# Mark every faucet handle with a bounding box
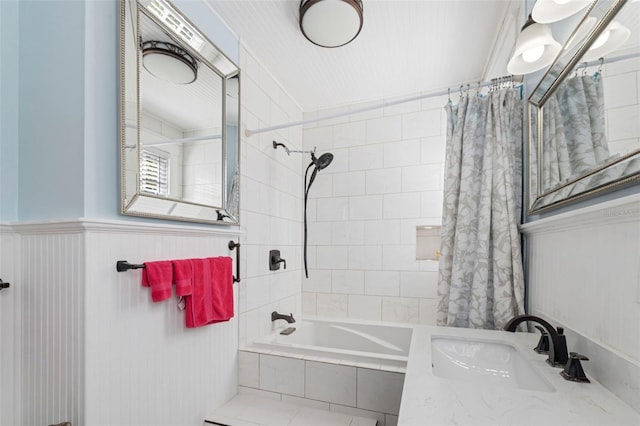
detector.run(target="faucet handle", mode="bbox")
[560,352,590,383]
[533,325,550,354]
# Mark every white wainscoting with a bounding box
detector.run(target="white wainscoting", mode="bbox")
[2,219,241,425]
[521,193,640,411]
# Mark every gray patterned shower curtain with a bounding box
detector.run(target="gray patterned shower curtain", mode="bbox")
[437,88,525,330]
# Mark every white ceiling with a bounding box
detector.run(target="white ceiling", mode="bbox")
[204,0,520,111]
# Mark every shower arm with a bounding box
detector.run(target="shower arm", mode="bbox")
[273,140,316,156]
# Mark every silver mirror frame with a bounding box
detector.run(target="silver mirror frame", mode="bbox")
[527,0,638,214]
[119,0,240,225]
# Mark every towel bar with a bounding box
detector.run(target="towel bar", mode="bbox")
[116,240,241,283]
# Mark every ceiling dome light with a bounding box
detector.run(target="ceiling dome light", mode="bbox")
[142,41,198,84]
[507,16,561,75]
[582,21,630,61]
[532,0,591,24]
[299,0,364,48]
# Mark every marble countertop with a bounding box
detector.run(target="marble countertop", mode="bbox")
[398,325,640,425]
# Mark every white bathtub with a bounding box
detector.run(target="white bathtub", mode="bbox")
[248,318,413,370]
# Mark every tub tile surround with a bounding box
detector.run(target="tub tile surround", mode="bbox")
[238,43,306,347]
[238,349,404,426]
[399,325,640,425]
[301,94,448,325]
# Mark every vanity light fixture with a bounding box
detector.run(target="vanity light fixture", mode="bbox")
[507,15,561,75]
[146,0,205,51]
[532,0,591,24]
[299,0,364,48]
[581,21,630,61]
[142,40,198,84]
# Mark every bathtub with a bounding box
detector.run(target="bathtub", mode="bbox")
[247,317,413,370]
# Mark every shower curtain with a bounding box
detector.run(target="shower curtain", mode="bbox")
[437,88,525,330]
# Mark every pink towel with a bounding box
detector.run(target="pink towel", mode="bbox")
[141,261,173,302]
[172,259,193,296]
[184,256,234,328]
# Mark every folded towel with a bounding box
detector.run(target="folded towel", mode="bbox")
[208,256,234,322]
[184,256,234,328]
[172,259,193,296]
[141,260,173,302]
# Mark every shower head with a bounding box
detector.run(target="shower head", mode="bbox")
[311,152,334,170]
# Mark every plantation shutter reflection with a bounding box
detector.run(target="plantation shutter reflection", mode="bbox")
[141,149,170,196]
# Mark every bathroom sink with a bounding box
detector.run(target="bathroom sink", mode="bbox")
[431,336,554,392]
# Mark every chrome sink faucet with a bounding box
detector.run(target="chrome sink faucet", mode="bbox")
[271,311,295,324]
[503,314,569,367]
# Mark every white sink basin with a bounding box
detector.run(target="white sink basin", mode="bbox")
[431,336,554,392]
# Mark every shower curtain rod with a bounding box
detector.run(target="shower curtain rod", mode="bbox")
[244,74,522,137]
[245,51,640,138]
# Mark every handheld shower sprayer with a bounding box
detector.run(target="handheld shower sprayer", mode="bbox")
[273,140,334,278]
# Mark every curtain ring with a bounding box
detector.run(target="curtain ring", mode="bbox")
[448,87,451,103]
[459,85,464,100]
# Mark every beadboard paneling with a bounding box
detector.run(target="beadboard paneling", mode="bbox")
[522,194,640,411]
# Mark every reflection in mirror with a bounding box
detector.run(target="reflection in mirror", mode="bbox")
[528,0,639,213]
[120,0,240,224]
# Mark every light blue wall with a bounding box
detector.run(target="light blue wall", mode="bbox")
[0,1,19,221]
[0,0,239,222]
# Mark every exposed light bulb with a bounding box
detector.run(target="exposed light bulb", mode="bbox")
[591,30,610,50]
[522,45,545,63]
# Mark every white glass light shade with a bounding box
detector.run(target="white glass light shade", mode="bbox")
[142,43,197,84]
[300,0,363,48]
[507,21,562,74]
[564,16,597,52]
[582,21,630,61]
[532,0,591,24]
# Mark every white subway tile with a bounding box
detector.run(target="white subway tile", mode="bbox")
[333,172,366,197]
[603,72,638,109]
[348,295,382,321]
[303,269,332,293]
[325,147,350,174]
[366,116,402,144]
[302,292,317,315]
[316,197,349,221]
[332,270,365,294]
[382,297,420,323]
[383,193,421,219]
[349,195,384,220]
[259,354,305,397]
[348,245,383,270]
[383,139,421,167]
[281,395,330,411]
[385,414,399,426]
[366,169,402,194]
[309,173,334,198]
[607,104,640,141]
[349,144,384,171]
[316,246,349,270]
[333,121,366,148]
[332,221,366,245]
[316,293,349,317]
[305,125,333,151]
[382,244,419,271]
[309,222,333,245]
[419,298,438,325]
[383,98,421,116]
[400,271,438,298]
[305,361,357,406]
[420,191,444,219]
[401,164,442,192]
[402,109,441,139]
[364,220,402,245]
[356,369,404,414]
[329,404,384,426]
[238,351,260,388]
[364,271,400,296]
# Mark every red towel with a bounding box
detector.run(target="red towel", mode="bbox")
[172,259,193,296]
[184,256,234,328]
[141,261,173,302]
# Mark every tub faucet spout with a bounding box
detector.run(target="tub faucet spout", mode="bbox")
[504,314,568,367]
[271,311,295,324]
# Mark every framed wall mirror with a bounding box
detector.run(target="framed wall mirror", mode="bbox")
[528,0,639,214]
[120,0,240,224]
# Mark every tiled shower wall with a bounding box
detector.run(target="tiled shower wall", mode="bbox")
[238,45,306,345]
[301,95,448,324]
